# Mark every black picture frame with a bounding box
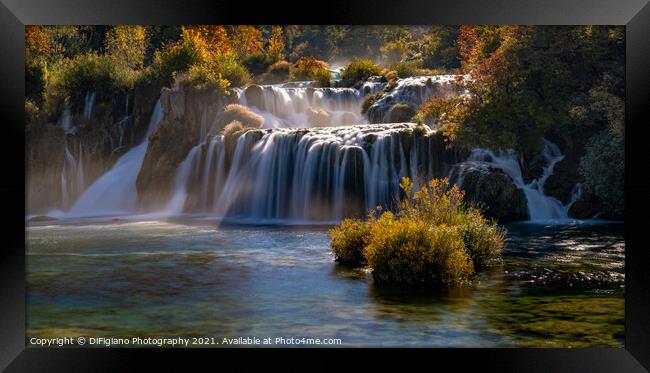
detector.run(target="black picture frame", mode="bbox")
[2,0,649,371]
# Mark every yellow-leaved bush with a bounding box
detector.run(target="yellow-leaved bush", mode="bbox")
[329,177,505,286]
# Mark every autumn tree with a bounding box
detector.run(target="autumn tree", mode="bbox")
[105,25,148,69]
[267,26,285,61]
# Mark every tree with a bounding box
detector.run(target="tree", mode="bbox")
[267,26,285,62]
[105,25,148,69]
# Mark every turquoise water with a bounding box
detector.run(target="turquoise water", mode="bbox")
[26,218,624,347]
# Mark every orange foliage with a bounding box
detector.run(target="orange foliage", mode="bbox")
[25,26,51,58]
[227,26,263,57]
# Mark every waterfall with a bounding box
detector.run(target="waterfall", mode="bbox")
[454,141,578,221]
[67,100,163,216]
[83,91,96,121]
[236,82,385,129]
[366,75,462,123]
[60,141,85,209]
[166,123,447,222]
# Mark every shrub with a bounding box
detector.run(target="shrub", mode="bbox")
[364,214,474,285]
[341,58,382,82]
[221,120,244,136]
[257,60,291,84]
[579,130,624,218]
[186,53,251,92]
[45,53,137,112]
[390,61,421,78]
[328,177,505,286]
[290,57,331,86]
[242,52,276,76]
[217,104,264,129]
[362,91,384,114]
[141,39,202,89]
[26,58,48,105]
[460,211,505,269]
[329,218,371,265]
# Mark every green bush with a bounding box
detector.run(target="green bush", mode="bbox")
[329,218,371,265]
[579,130,624,218]
[329,177,505,286]
[187,55,251,91]
[361,91,384,114]
[45,53,137,112]
[289,57,331,87]
[365,213,474,285]
[145,40,203,87]
[390,61,421,78]
[341,58,382,82]
[242,52,276,76]
[26,58,48,105]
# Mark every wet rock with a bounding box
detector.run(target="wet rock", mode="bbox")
[453,162,529,222]
[388,104,416,123]
[28,215,58,222]
[137,83,232,210]
[244,85,264,111]
[161,86,185,120]
[306,108,331,127]
[569,188,603,219]
[340,112,357,126]
[544,157,581,204]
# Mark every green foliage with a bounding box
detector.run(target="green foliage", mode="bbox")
[419,26,460,70]
[389,61,421,78]
[361,91,384,114]
[45,53,138,112]
[341,58,382,82]
[365,213,475,285]
[188,54,250,91]
[146,38,202,86]
[329,178,505,286]
[579,130,624,218]
[242,52,276,76]
[448,26,624,159]
[26,58,48,105]
[105,26,148,69]
[329,218,370,265]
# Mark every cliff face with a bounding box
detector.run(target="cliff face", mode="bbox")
[136,84,234,211]
[26,87,160,213]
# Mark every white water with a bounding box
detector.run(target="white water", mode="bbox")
[366,75,462,123]
[453,141,579,221]
[235,83,383,129]
[83,91,96,121]
[165,123,443,221]
[67,100,163,217]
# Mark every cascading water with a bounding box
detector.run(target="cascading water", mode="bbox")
[166,123,453,222]
[60,141,85,209]
[67,100,163,216]
[236,83,384,129]
[366,75,462,123]
[452,141,579,221]
[83,91,96,121]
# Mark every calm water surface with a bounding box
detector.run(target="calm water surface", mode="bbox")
[26,218,624,347]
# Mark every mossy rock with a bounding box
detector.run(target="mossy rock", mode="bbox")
[456,163,529,222]
[388,104,416,123]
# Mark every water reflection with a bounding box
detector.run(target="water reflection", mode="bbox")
[26,218,624,347]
